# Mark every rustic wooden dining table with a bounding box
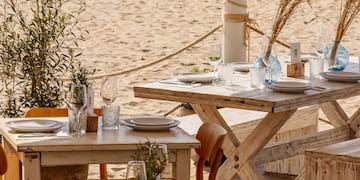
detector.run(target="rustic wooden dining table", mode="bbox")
[134,66,360,179]
[0,117,199,180]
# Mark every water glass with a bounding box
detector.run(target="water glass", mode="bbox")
[249,67,265,88]
[67,84,87,137]
[309,57,324,79]
[102,105,120,130]
[216,63,233,86]
[125,161,147,180]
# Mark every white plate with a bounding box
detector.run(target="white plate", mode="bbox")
[6,119,64,133]
[323,72,360,78]
[268,84,310,93]
[320,72,360,83]
[121,119,180,131]
[174,72,215,83]
[232,63,252,72]
[272,81,310,88]
[129,117,176,126]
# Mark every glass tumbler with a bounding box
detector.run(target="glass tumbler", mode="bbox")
[249,67,266,88]
[102,104,120,130]
[125,161,147,180]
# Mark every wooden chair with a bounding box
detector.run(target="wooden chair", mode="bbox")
[25,107,107,180]
[0,145,7,176]
[195,122,227,180]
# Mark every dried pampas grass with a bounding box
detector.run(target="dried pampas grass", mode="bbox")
[263,0,311,65]
[329,0,360,65]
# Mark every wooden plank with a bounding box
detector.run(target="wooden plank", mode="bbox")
[41,150,178,166]
[305,138,360,180]
[191,104,263,180]
[23,153,40,180]
[134,80,360,113]
[3,139,20,180]
[254,126,351,164]
[216,110,296,179]
[349,108,360,136]
[320,101,348,127]
[175,149,191,180]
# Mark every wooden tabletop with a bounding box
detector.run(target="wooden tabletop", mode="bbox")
[0,118,199,152]
[134,76,360,112]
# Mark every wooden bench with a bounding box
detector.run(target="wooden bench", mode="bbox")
[305,138,360,180]
[177,106,319,175]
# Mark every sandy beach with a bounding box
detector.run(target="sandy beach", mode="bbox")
[69,0,360,116]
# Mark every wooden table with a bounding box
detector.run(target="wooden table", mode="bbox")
[0,118,199,180]
[134,72,360,179]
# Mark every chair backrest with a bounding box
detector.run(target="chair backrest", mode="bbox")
[24,107,102,117]
[0,145,7,175]
[195,123,227,180]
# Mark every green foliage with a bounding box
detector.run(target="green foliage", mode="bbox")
[191,65,213,73]
[133,141,168,180]
[0,0,86,117]
[70,61,97,88]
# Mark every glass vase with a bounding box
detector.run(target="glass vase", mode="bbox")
[253,52,281,84]
[323,41,349,71]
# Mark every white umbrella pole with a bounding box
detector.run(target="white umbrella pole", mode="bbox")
[223,0,248,63]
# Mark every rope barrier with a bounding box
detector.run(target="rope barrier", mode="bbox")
[61,24,222,81]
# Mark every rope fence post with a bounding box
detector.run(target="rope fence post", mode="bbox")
[223,0,248,63]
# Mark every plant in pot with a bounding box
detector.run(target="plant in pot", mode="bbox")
[0,0,86,117]
[324,0,359,71]
[253,0,311,83]
[132,141,169,180]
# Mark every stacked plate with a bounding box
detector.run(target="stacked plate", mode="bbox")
[269,81,311,93]
[173,72,215,83]
[320,72,360,83]
[6,119,64,133]
[121,116,180,131]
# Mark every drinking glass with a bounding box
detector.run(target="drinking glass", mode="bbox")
[67,84,87,137]
[100,76,118,105]
[249,67,266,88]
[317,23,331,55]
[208,43,222,85]
[216,63,233,86]
[125,161,147,180]
[151,144,168,178]
[309,57,324,80]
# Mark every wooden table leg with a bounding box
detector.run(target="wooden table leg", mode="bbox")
[348,107,360,137]
[320,101,349,127]
[175,149,191,180]
[216,109,296,179]
[23,152,40,180]
[3,139,20,180]
[191,104,264,179]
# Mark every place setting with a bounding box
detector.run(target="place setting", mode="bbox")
[6,119,67,139]
[120,116,180,131]
[320,71,360,83]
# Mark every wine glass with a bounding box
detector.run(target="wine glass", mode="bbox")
[67,84,87,137]
[208,43,222,85]
[125,161,147,180]
[317,23,331,56]
[100,76,118,105]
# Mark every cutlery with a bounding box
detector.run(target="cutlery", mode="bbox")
[158,81,202,87]
[310,86,328,91]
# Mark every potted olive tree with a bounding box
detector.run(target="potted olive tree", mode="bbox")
[0,0,86,117]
